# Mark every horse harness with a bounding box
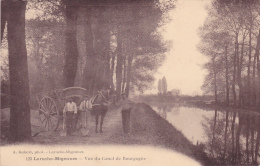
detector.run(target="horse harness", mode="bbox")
[90,90,109,107]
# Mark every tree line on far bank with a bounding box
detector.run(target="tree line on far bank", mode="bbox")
[158,76,167,95]
[199,0,260,107]
[1,0,175,142]
[157,76,181,97]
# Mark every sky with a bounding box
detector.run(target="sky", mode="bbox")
[147,0,212,95]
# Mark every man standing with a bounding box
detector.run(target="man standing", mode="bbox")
[118,93,134,134]
[79,95,92,131]
[63,97,77,135]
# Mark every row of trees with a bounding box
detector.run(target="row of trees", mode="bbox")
[157,77,181,96]
[199,0,260,107]
[1,0,175,141]
[23,0,175,101]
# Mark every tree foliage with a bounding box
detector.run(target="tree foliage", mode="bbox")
[199,0,260,106]
[24,0,175,97]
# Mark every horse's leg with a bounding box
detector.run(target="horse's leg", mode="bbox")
[95,115,99,133]
[100,108,107,133]
[100,113,105,133]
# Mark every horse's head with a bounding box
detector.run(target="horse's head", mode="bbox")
[91,89,111,106]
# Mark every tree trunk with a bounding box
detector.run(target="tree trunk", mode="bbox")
[93,6,105,91]
[82,6,96,95]
[253,51,257,106]
[256,30,260,106]
[116,31,123,98]
[248,25,252,106]
[251,114,255,162]
[100,8,111,90]
[213,57,218,103]
[125,54,133,97]
[125,2,140,97]
[235,113,242,163]
[63,5,79,88]
[231,112,236,164]
[1,1,8,42]
[225,45,230,105]
[238,40,245,106]
[110,52,116,92]
[223,111,229,161]
[102,29,111,89]
[246,115,250,163]
[75,7,86,87]
[232,33,238,106]
[122,52,127,93]
[254,116,260,164]
[7,1,32,142]
[211,109,217,157]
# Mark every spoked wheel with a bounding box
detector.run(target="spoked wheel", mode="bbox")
[39,97,60,131]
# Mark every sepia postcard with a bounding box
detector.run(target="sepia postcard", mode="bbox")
[1,0,260,166]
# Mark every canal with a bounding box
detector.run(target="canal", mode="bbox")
[150,103,260,165]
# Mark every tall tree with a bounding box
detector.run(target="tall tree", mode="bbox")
[158,79,162,94]
[62,0,79,88]
[5,0,32,142]
[116,30,123,97]
[162,76,167,94]
[80,6,97,95]
[256,30,260,106]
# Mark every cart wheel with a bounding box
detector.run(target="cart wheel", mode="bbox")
[39,97,59,131]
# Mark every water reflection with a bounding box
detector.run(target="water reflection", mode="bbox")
[202,110,260,165]
[157,105,172,119]
[151,104,260,165]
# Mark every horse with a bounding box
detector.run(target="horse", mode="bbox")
[90,89,111,133]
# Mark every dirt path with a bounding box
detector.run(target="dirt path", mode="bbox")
[1,103,211,165]
[31,104,165,146]
[31,106,130,145]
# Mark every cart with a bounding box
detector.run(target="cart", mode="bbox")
[36,87,87,131]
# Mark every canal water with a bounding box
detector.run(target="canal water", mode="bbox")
[150,103,260,165]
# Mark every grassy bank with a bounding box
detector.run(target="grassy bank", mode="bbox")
[133,103,212,166]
